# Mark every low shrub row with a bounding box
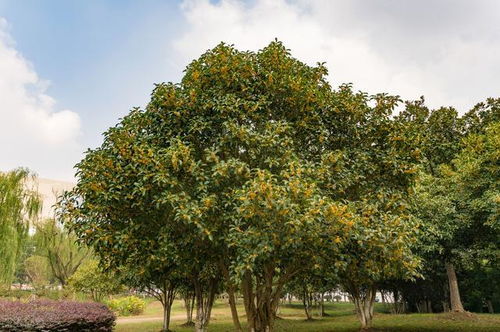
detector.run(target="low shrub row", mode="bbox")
[0,299,115,331]
[106,296,146,316]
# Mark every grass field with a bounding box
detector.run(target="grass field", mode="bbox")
[115,300,500,331]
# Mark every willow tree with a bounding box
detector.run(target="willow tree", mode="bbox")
[0,169,41,288]
[34,218,91,287]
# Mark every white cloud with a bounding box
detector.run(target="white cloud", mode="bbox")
[173,0,500,112]
[0,18,81,180]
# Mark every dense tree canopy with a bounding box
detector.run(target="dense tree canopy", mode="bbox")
[58,41,498,331]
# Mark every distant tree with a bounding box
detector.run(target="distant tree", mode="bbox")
[13,234,38,287]
[119,255,184,332]
[23,255,51,290]
[68,260,122,302]
[0,169,41,288]
[34,218,90,287]
[286,268,334,320]
[460,260,500,313]
[397,102,466,312]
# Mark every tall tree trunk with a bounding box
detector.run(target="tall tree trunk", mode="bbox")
[486,300,494,314]
[220,261,242,331]
[318,292,325,317]
[194,278,217,332]
[242,271,256,332]
[350,285,376,330]
[159,283,176,332]
[183,293,195,325]
[302,286,313,320]
[227,285,242,331]
[445,262,464,312]
[162,304,171,332]
[241,268,290,332]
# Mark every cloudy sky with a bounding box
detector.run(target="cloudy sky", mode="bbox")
[1,0,499,181]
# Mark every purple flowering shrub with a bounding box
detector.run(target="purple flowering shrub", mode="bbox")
[0,299,115,331]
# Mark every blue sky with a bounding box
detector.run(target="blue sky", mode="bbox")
[0,0,185,145]
[1,0,499,180]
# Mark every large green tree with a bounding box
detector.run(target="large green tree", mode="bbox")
[0,169,41,288]
[401,99,499,313]
[449,122,499,311]
[60,41,422,331]
[398,101,466,312]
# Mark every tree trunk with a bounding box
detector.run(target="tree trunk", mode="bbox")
[227,285,242,331]
[159,283,176,332]
[486,300,494,314]
[445,262,464,312]
[241,268,288,332]
[302,286,313,320]
[350,285,376,330]
[318,292,325,317]
[242,271,256,331]
[442,301,450,312]
[220,260,242,331]
[162,304,171,332]
[194,278,217,332]
[183,293,195,325]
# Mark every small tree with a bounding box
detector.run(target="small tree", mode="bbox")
[121,262,182,332]
[24,255,51,290]
[35,218,90,287]
[338,204,420,328]
[68,260,122,302]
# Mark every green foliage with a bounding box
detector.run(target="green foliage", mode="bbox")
[34,218,91,287]
[58,41,433,330]
[68,260,122,302]
[401,99,499,313]
[453,122,499,232]
[23,255,51,290]
[0,168,41,288]
[107,296,146,316]
[413,121,499,265]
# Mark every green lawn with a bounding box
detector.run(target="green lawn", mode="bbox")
[115,300,500,331]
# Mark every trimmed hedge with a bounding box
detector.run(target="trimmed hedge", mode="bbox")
[0,299,115,331]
